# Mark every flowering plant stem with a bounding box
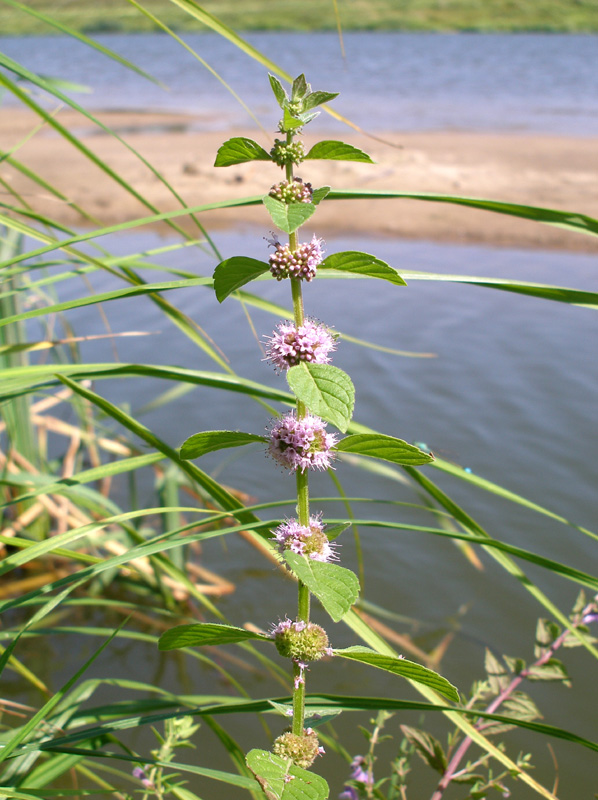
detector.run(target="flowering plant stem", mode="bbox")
[430,597,597,800]
[289,134,310,736]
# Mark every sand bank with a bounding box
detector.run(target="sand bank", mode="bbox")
[2,109,597,251]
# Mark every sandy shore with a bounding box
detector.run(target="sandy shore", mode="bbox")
[2,109,597,251]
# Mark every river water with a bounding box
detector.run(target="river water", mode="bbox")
[1,30,597,799]
[2,31,598,134]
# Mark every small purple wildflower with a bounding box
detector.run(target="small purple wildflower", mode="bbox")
[350,756,371,785]
[268,412,337,472]
[338,788,359,800]
[268,235,324,282]
[273,515,337,562]
[132,767,154,789]
[264,319,336,373]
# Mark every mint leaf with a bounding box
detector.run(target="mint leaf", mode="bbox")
[334,646,459,701]
[291,74,309,100]
[287,363,355,432]
[213,256,270,302]
[262,195,316,234]
[305,140,374,163]
[320,251,406,286]
[282,108,305,132]
[214,137,270,167]
[325,522,352,541]
[269,74,288,108]
[312,186,331,206]
[335,434,434,466]
[159,623,269,651]
[246,749,329,800]
[284,551,360,622]
[180,430,267,460]
[303,90,339,110]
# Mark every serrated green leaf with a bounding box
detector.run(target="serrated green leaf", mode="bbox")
[282,108,305,131]
[312,186,331,206]
[334,646,459,702]
[335,434,434,466]
[246,749,328,800]
[400,726,448,773]
[303,91,339,111]
[180,431,267,460]
[526,658,570,684]
[287,363,355,432]
[213,256,270,302]
[484,649,510,694]
[305,140,374,163]
[320,251,406,286]
[284,551,360,622]
[451,773,486,785]
[325,522,352,541]
[291,74,309,100]
[159,623,269,651]
[262,195,316,234]
[504,692,541,722]
[535,618,561,658]
[269,74,288,108]
[214,137,271,167]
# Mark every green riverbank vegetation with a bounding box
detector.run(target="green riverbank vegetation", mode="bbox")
[2,0,598,36]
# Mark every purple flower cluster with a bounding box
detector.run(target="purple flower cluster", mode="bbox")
[338,756,373,799]
[268,235,324,282]
[269,178,313,204]
[268,412,337,472]
[264,319,336,373]
[273,515,336,562]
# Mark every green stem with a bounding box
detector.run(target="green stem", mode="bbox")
[292,660,306,735]
[286,124,312,742]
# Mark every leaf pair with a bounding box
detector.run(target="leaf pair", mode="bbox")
[214,136,373,168]
[158,623,458,701]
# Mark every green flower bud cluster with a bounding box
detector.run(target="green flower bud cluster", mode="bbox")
[273,728,322,769]
[270,139,305,168]
[269,178,313,204]
[272,619,330,662]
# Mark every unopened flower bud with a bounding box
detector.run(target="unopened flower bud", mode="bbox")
[271,619,330,662]
[269,178,313,204]
[270,138,305,167]
[273,728,322,769]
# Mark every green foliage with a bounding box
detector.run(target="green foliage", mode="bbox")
[287,363,355,432]
[246,749,329,800]
[333,646,459,701]
[159,623,270,650]
[283,552,360,622]
[213,255,270,302]
[214,136,271,167]
[336,434,434,466]
[305,140,374,163]
[263,195,317,233]
[179,430,268,460]
[319,250,407,286]
[1,5,598,800]
[5,0,598,35]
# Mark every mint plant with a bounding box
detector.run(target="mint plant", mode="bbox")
[158,74,458,799]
